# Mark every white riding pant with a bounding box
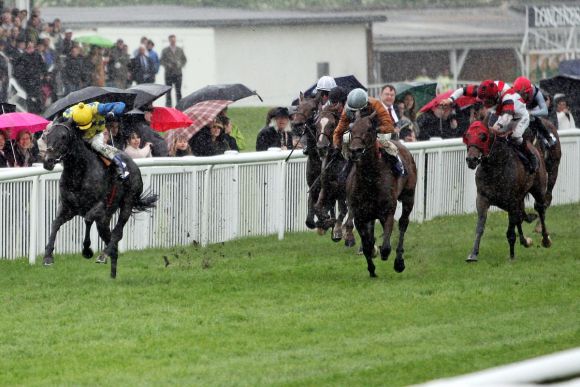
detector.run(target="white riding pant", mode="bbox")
[87,132,119,160]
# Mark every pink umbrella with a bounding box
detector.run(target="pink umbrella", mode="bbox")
[0,112,50,139]
[419,90,477,113]
[165,99,232,146]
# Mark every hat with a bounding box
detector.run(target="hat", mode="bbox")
[65,28,72,34]
[272,107,290,118]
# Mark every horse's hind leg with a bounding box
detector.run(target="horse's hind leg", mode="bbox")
[529,181,552,248]
[95,217,112,264]
[43,205,75,266]
[394,195,414,273]
[82,221,94,259]
[517,202,533,248]
[103,202,133,279]
[506,212,518,260]
[331,199,348,242]
[467,195,489,262]
[343,210,356,248]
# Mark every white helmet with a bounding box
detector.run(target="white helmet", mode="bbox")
[346,88,368,111]
[316,76,337,92]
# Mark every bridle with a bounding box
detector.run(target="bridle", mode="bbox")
[45,123,73,162]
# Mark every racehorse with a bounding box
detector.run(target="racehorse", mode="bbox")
[292,93,324,229]
[42,121,158,278]
[463,119,551,262]
[313,107,356,247]
[347,112,417,277]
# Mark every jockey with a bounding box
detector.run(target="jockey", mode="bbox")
[63,101,129,179]
[327,86,348,115]
[512,76,556,148]
[332,88,405,178]
[314,75,337,107]
[442,79,537,172]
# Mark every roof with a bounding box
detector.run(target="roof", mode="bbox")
[41,6,386,28]
[373,6,525,51]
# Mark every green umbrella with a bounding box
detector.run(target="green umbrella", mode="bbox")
[393,81,438,112]
[74,35,114,48]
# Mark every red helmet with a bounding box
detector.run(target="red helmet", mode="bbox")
[477,80,499,106]
[513,76,533,100]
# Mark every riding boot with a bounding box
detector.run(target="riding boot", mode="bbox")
[338,159,353,185]
[521,142,538,173]
[536,120,556,148]
[112,154,130,180]
[380,149,406,177]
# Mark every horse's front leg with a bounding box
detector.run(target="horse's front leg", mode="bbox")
[82,202,106,259]
[467,195,490,262]
[331,199,348,242]
[394,194,414,273]
[43,204,76,266]
[343,209,356,248]
[305,188,318,229]
[354,217,376,277]
[379,210,395,262]
[313,187,333,233]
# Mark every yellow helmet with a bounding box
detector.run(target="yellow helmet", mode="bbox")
[71,103,94,129]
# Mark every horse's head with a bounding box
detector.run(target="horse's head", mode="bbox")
[349,111,377,162]
[43,122,73,170]
[291,92,320,139]
[463,120,491,169]
[315,108,339,157]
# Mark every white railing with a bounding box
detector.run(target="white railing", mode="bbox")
[1,129,580,263]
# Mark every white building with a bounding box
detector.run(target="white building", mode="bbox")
[42,6,384,106]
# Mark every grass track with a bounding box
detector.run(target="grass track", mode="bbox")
[1,204,579,386]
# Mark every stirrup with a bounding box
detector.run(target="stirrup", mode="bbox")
[113,155,129,180]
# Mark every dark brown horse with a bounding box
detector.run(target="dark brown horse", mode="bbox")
[313,106,356,247]
[292,93,324,229]
[463,120,551,262]
[347,113,417,277]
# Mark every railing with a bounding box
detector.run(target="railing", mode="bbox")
[1,129,580,263]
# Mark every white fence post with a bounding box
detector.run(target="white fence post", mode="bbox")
[28,175,39,265]
[201,165,213,247]
[278,160,287,240]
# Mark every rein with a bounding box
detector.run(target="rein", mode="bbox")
[45,123,74,162]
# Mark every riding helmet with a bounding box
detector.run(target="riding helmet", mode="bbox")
[346,88,368,111]
[71,102,94,129]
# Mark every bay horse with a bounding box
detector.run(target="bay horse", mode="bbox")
[313,106,356,247]
[463,120,551,262]
[347,112,417,278]
[292,92,324,229]
[42,121,158,278]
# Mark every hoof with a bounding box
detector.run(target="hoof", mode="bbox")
[465,254,478,262]
[380,245,391,261]
[305,219,316,229]
[369,272,377,278]
[520,237,533,248]
[316,228,326,236]
[82,247,94,259]
[43,256,54,266]
[96,253,109,264]
[331,235,342,243]
[344,238,356,248]
[394,258,405,273]
[542,236,552,248]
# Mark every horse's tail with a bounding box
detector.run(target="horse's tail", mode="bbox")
[133,189,159,214]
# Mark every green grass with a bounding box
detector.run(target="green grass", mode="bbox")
[228,106,270,152]
[1,204,579,386]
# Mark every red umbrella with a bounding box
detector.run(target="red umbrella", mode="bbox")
[419,90,477,113]
[150,106,193,132]
[0,112,50,139]
[165,99,232,145]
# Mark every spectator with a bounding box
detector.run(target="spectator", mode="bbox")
[107,39,130,88]
[1,10,13,31]
[0,40,9,102]
[132,36,148,57]
[399,126,416,143]
[380,84,398,123]
[168,133,192,157]
[122,108,168,156]
[56,28,73,56]
[13,41,45,113]
[555,96,576,130]
[50,18,62,49]
[24,13,41,44]
[256,107,292,151]
[12,130,39,167]
[146,39,160,75]
[414,68,431,82]
[190,120,230,156]
[124,131,152,159]
[130,44,155,84]
[543,91,559,128]
[0,129,14,167]
[88,45,105,87]
[417,104,460,140]
[219,115,239,151]
[436,68,453,94]
[161,34,187,107]
[62,45,84,94]
[106,118,124,149]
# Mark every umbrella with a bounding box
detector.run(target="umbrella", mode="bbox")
[419,90,477,113]
[150,107,193,132]
[74,35,114,48]
[0,112,49,139]
[392,81,438,111]
[176,84,261,111]
[0,102,16,115]
[540,75,580,119]
[292,75,367,105]
[43,86,138,119]
[128,84,172,109]
[166,100,232,145]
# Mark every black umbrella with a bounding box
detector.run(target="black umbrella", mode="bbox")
[128,83,172,109]
[176,83,262,111]
[43,86,138,119]
[539,75,580,119]
[291,75,367,105]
